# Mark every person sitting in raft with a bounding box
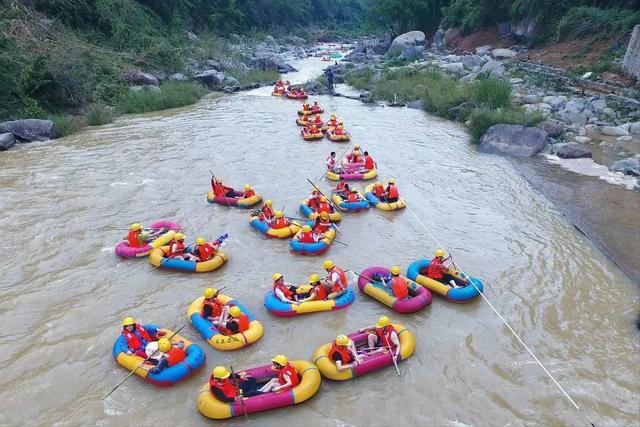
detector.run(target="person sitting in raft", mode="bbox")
[127,223,149,248]
[313,114,323,127]
[335,177,350,197]
[121,317,159,358]
[326,151,337,172]
[347,188,362,203]
[372,181,385,198]
[289,87,299,96]
[298,274,328,302]
[258,355,300,393]
[312,100,321,110]
[260,199,275,223]
[212,177,235,198]
[272,273,300,304]
[307,190,321,210]
[360,315,400,357]
[167,233,199,261]
[427,249,468,288]
[350,145,361,162]
[272,211,290,229]
[194,237,218,262]
[144,338,186,374]
[299,88,306,97]
[382,178,399,203]
[285,80,291,91]
[313,211,331,234]
[316,196,332,215]
[327,114,340,129]
[218,306,250,335]
[302,103,311,112]
[323,259,348,300]
[297,225,320,243]
[334,125,347,136]
[363,151,375,170]
[387,265,409,299]
[330,334,364,371]
[243,184,255,198]
[202,287,230,325]
[209,366,262,402]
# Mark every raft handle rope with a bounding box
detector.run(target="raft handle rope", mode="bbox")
[404,202,596,427]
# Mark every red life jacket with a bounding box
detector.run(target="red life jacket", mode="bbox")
[326,156,336,170]
[299,231,317,243]
[169,241,184,258]
[314,117,322,125]
[376,325,397,350]
[196,243,215,261]
[391,276,409,299]
[329,343,353,364]
[261,205,274,218]
[127,230,142,247]
[202,298,223,318]
[313,283,327,300]
[347,192,359,203]
[373,185,385,198]
[277,363,300,390]
[314,218,330,233]
[166,346,186,366]
[244,190,255,198]
[123,324,152,351]
[304,104,311,111]
[209,376,237,399]
[427,258,446,279]
[273,282,294,299]
[387,185,399,199]
[317,202,331,214]
[328,266,348,292]
[336,181,347,191]
[213,182,226,197]
[364,156,374,170]
[273,217,288,229]
[220,313,250,335]
[329,119,338,127]
[335,128,344,135]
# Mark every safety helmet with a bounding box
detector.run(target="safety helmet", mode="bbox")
[130,223,142,231]
[375,181,382,186]
[244,184,251,191]
[337,125,343,130]
[331,114,336,119]
[311,125,317,130]
[376,315,391,328]
[204,287,217,299]
[320,196,327,202]
[229,306,242,318]
[434,249,445,258]
[265,199,273,207]
[302,225,312,232]
[315,114,320,119]
[275,210,283,218]
[158,338,172,353]
[215,177,222,183]
[309,273,320,284]
[196,237,206,245]
[320,211,329,219]
[323,259,334,270]
[351,188,357,193]
[390,265,401,276]
[336,334,350,346]
[272,272,284,281]
[272,355,288,367]
[213,366,230,379]
[174,232,185,241]
[388,178,395,184]
[122,317,135,326]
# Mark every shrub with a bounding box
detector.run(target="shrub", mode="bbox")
[85,103,114,126]
[557,7,640,41]
[467,107,545,142]
[227,68,280,85]
[51,114,84,137]
[117,81,208,114]
[470,78,512,109]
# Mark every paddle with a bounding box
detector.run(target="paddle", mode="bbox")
[209,170,234,208]
[386,337,401,377]
[103,323,188,399]
[230,365,248,419]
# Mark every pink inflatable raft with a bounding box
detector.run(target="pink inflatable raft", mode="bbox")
[114,220,181,258]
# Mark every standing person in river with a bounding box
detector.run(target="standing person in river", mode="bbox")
[325,67,334,93]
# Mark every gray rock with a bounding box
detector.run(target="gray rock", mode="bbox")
[556,144,592,159]
[443,27,460,46]
[523,103,551,114]
[509,78,524,84]
[372,37,392,54]
[629,122,640,135]
[0,119,55,142]
[277,63,297,73]
[573,136,591,143]
[492,48,517,59]
[125,69,159,86]
[542,95,567,110]
[537,120,565,137]
[565,98,585,112]
[600,126,629,136]
[343,52,368,63]
[205,59,222,70]
[522,94,541,104]
[222,76,240,87]
[512,15,539,46]
[407,100,424,110]
[601,107,616,118]
[479,124,549,157]
[0,132,16,150]
[129,85,144,92]
[251,57,280,70]
[497,22,512,38]
[433,29,445,48]
[459,73,477,83]
[388,31,426,55]
[588,97,607,114]
[194,69,225,88]
[480,60,505,77]
[475,45,493,56]
[609,157,640,176]
[169,73,188,81]
[460,55,486,70]
[557,109,587,126]
[398,46,425,61]
[152,70,167,81]
[439,62,465,73]
[616,135,633,141]
[581,71,592,79]
[448,102,476,121]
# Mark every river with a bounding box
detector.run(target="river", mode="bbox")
[0,56,638,426]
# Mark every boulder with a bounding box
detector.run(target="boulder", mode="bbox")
[194,69,225,88]
[251,57,280,71]
[492,48,517,59]
[0,119,55,142]
[388,31,426,55]
[557,109,587,126]
[125,69,159,86]
[460,55,485,70]
[588,97,607,114]
[277,63,297,73]
[479,124,548,157]
[398,46,425,61]
[222,76,240,87]
[152,70,167,81]
[205,59,222,70]
[0,132,16,150]
[629,122,640,135]
[609,157,640,176]
[169,73,188,81]
[459,73,477,83]
[512,15,539,46]
[344,52,368,63]
[372,37,392,54]
[600,126,629,136]
[480,60,505,77]
[448,102,476,121]
[523,103,551,114]
[443,27,461,47]
[565,98,585,112]
[439,62,464,73]
[475,45,493,56]
[433,29,445,48]
[556,144,592,159]
[601,107,616,118]
[522,94,541,104]
[573,136,591,143]
[542,95,567,110]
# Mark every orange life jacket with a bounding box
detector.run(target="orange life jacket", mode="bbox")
[221,314,250,335]
[202,298,224,318]
[376,325,397,351]
[166,346,186,366]
[273,282,294,299]
[391,276,409,299]
[313,283,328,300]
[303,104,311,111]
[299,231,317,243]
[347,192,359,203]
[336,181,348,191]
[387,184,399,199]
[329,343,353,364]
[209,376,237,398]
[244,190,255,198]
[127,230,142,247]
[261,205,274,218]
[373,185,385,198]
[314,218,330,233]
[168,241,185,258]
[273,217,288,229]
[364,156,374,170]
[196,243,215,261]
[277,363,300,390]
[328,266,348,292]
[427,258,446,279]
[213,182,227,197]
[317,202,331,214]
[122,324,152,351]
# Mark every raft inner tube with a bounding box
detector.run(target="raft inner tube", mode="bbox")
[406,258,484,302]
[289,221,337,255]
[249,214,302,239]
[331,192,370,212]
[264,287,355,317]
[363,183,406,210]
[149,245,228,273]
[207,190,262,208]
[357,266,431,313]
[326,168,377,182]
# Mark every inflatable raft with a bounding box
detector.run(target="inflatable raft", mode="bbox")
[331,192,370,212]
[312,324,415,380]
[406,258,484,302]
[296,117,311,126]
[287,93,308,100]
[326,167,377,181]
[249,214,302,239]
[363,183,406,210]
[197,360,321,419]
[187,295,264,351]
[301,130,323,141]
[149,246,228,273]
[112,324,205,387]
[207,190,262,208]
[264,288,355,317]
[357,266,431,313]
[271,91,286,97]
[290,223,336,255]
[325,129,350,142]
[115,220,181,258]
[298,107,324,116]
[299,199,342,222]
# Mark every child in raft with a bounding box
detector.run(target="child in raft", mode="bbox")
[359,315,401,358]
[272,273,302,305]
[143,338,186,374]
[202,287,230,326]
[258,355,300,393]
[329,334,364,371]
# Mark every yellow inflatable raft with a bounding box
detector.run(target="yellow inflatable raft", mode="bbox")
[364,183,406,211]
[326,168,377,181]
[149,246,228,273]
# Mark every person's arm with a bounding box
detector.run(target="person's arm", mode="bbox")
[274,373,293,391]
[299,289,318,303]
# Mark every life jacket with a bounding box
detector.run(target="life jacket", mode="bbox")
[273,282,294,299]
[123,324,152,351]
[168,240,185,258]
[314,117,323,125]
[334,128,344,135]
[351,152,361,162]
[273,217,288,229]
[391,276,409,299]
[213,182,227,197]
[244,189,255,198]
[166,346,186,366]
[347,192,359,203]
[427,258,445,279]
[387,184,399,199]
[298,231,317,243]
[202,298,224,318]
[261,205,274,218]
[127,230,142,247]
[196,243,215,261]
[313,283,328,300]
[329,343,353,364]
[364,156,374,170]
[209,376,237,399]
[376,325,397,351]
[326,156,336,170]
[220,313,250,335]
[328,119,338,127]
[328,266,348,292]
[303,104,311,111]
[317,202,331,214]
[336,181,348,192]
[373,185,385,198]
[314,218,330,234]
[308,197,319,210]
[277,363,300,390]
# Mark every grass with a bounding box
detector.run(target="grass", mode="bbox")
[85,103,114,126]
[51,114,84,137]
[117,81,208,114]
[227,68,280,85]
[470,78,511,109]
[467,108,545,142]
[557,7,640,41]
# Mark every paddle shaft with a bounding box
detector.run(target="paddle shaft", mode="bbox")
[230,365,248,419]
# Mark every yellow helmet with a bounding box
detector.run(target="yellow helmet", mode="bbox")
[122,317,135,326]
[130,223,142,231]
[229,306,242,317]
[336,334,350,346]
[275,210,283,218]
[244,184,251,191]
[320,196,327,202]
[302,225,312,232]
[354,144,360,149]
[375,181,382,186]
[388,178,395,184]
[265,199,273,207]
[376,315,391,328]
[213,366,230,379]
[315,114,321,119]
[331,114,336,119]
[272,355,288,366]
[215,177,222,183]
[158,338,172,353]
[272,272,283,281]
[174,232,185,241]
[434,249,446,258]
[309,273,320,284]
[204,287,217,299]
[351,188,357,193]
[196,237,206,245]
[323,259,334,270]
[320,211,329,219]
[337,125,344,130]
[390,265,401,276]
